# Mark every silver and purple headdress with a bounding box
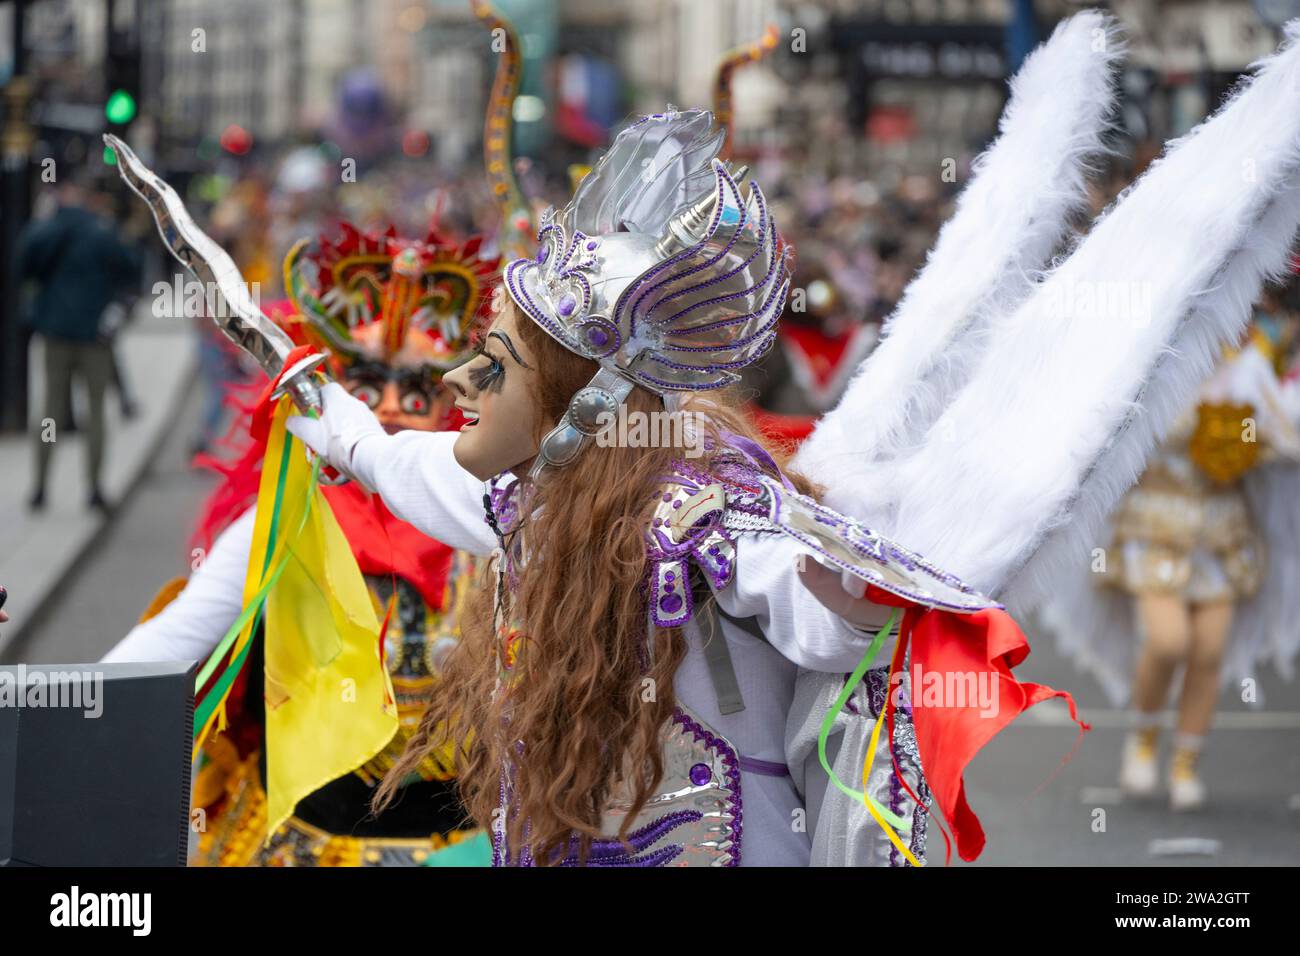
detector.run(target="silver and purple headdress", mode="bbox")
[503,109,791,474]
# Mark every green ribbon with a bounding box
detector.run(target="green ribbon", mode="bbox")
[192,428,321,736]
[815,608,910,832]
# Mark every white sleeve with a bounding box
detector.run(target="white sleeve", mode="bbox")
[714,532,900,674]
[350,429,496,556]
[102,509,256,664]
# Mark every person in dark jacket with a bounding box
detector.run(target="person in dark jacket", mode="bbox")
[16,177,142,510]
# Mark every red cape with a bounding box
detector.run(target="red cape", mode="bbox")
[321,482,453,611]
[867,586,1089,863]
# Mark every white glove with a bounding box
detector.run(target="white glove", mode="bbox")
[286,382,386,485]
[797,555,896,632]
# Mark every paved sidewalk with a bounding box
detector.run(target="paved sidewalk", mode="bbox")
[0,312,197,654]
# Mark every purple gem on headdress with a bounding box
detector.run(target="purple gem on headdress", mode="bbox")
[587,326,609,347]
[660,593,683,615]
[536,245,549,264]
[586,240,597,251]
[689,763,712,787]
[557,292,577,317]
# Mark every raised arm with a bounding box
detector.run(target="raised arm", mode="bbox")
[287,382,495,555]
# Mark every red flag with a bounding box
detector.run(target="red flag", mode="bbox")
[866,586,1090,863]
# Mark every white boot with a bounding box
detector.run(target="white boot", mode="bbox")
[1168,740,1206,811]
[1119,727,1160,796]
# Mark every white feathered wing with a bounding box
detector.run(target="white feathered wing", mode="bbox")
[790,17,1300,867]
[876,23,1300,614]
[782,10,1123,866]
[795,10,1123,529]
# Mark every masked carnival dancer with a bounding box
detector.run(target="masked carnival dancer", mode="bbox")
[129,9,1300,866]
[285,106,1057,867]
[302,6,1217,864]
[292,9,1300,866]
[104,222,500,866]
[1045,325,1300,810]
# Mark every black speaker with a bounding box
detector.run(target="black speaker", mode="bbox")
[0,661,194,866]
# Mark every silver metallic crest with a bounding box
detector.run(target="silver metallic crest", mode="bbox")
[505,109,791,397]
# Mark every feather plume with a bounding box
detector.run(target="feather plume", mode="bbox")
[882,23,1300,609]
[796,10,1124,527]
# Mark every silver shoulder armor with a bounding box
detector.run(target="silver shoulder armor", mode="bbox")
[754,476,1000,614]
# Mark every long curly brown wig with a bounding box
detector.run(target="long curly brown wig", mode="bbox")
[373,300,814,864]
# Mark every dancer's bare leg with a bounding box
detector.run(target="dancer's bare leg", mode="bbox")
[1121,593,1192,794]
[1132,593,1191,713]
[1177,599,1232,736]
[1167,599,1233,810]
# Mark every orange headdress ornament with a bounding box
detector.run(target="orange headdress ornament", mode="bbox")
[711,24,779,160]
[472,0,534,260]
[282,222,500,376]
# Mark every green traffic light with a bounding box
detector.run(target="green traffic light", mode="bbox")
[105,89,136,125]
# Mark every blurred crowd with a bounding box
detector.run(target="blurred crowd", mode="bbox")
[18,92,1300,494]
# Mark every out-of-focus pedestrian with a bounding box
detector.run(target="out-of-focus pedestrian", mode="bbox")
[88,188,142,420]
[16,174,143,511]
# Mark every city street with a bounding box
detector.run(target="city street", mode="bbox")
[962,624,1300,866]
